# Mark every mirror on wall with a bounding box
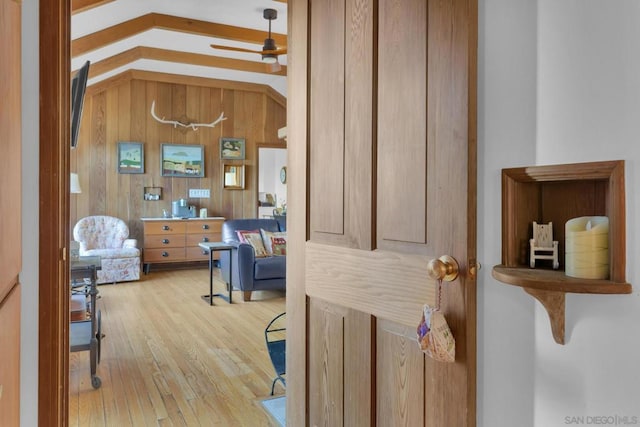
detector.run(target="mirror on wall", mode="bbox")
[257,145,287,218]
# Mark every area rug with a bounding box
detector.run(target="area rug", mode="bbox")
[260,395,286,427]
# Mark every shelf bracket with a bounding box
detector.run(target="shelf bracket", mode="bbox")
[523,287,565,345]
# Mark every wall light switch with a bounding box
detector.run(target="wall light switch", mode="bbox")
[189,189,210,198]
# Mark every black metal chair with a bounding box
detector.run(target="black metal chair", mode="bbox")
[265,312,286,395]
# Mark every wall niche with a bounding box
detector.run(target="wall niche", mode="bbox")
[492,160,632,344]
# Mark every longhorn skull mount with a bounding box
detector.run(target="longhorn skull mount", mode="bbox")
[150,100,227,131]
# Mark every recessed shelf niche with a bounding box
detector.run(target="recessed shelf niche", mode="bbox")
[144,186,162,201]
[491,160,632,345]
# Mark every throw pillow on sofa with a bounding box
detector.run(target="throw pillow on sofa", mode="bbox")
[271,237,287,256]
[236,229,259,243]
[241,231,269,258]
[260,229,287,255]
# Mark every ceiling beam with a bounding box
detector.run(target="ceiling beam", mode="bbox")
[77,46,287,79]
[85,69,287,108]
[71,12,287,57]
[71,0,114,15]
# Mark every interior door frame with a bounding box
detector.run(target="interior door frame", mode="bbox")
[39,0,71,425]
[40,1,298,425]
[255,142,288,217]
[285,0,308,425]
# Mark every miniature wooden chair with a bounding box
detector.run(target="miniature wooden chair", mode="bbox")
[530,221,559,269]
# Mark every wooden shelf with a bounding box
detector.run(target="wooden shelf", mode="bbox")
[492,266,632,294]
[493,265,631,345]
[495,160,632,345]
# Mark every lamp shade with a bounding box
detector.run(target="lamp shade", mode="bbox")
[70,173,82,194]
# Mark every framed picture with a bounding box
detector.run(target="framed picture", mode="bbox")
[220,137,246,160]
[161,143,205,177]
[117,142,144,174]
[223,164,245,189]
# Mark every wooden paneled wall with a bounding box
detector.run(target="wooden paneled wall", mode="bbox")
[70,71,286,242]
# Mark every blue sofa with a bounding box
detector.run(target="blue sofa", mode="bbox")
[220,218,286,301]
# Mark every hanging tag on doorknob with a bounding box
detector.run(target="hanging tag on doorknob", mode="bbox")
[417,279,456,362]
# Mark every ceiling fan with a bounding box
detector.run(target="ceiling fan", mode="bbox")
[211,8,287,72]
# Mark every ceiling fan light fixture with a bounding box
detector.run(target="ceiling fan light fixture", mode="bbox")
[262,37,278,63]
[263,38,277,51]
[262,53,278,64]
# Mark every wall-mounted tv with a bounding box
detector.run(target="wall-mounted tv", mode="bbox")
[71,60,90,148]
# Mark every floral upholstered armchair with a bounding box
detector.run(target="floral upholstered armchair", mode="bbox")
[73,215,141,284]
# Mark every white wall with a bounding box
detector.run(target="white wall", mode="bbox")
[479,1,640,426]
[21,1,39,426]
[535,2,640,426]
[478,1,538,425]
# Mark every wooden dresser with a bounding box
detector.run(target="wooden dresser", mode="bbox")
[141,217,225,273]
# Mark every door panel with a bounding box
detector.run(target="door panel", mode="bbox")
[0,286,21,427]
[290,0,477,425]
[308,299,375,427]
[308,299,346,427]
[378,0,429,248]
[0,0,22,299]
[344,309,373,426]
[309,0,374,249]
[306,242,435,327]
[0,0,22,424]
[377,319,425,426]
[309,0,346,237]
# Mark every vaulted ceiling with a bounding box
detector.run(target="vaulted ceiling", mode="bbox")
[71,0,288,95]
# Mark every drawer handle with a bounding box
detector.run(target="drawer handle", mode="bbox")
[162,239,170,244]
[202,224,210,230]
[162,225,170,231]
[202,237,209,242]
[162,251,169,257]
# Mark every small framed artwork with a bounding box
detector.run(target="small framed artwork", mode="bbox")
[161,144,205,177]
[223,164,245,189]
[220,137,246,160]
[117,142,144,174]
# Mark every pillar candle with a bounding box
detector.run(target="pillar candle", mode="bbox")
[565,216,609,279]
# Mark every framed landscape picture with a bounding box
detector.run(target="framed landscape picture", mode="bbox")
[220,137,246,160]
[161,143,205,177]
[117,142,144,174]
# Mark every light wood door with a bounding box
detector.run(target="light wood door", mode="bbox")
[0,0,22,425]
[287,0,477,425]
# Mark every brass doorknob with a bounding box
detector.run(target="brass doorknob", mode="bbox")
[427,255,459,282]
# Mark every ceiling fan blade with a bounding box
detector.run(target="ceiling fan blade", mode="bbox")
[210,44,264,54]
[263,48,288,56]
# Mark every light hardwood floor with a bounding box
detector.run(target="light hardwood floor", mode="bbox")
[69,267,286,426]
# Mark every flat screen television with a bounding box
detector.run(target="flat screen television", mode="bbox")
[71,60,90,148]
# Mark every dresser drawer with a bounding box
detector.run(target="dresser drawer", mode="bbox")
[186,246,219,261]
[141,217,225,272]
[144,247,186,263]
[144,221,187,235]
[186,232,221,246]
[186,220,223,234]
[145,234,186,249]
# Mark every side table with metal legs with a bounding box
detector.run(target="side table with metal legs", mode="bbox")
[198,242,234,305]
